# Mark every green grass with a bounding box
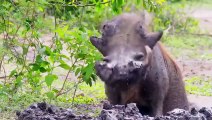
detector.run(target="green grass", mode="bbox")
[54,80,106,105]
[169,0,212,9]
[163,34,212,59]
[185,76,212,96]
[184,0,212,9]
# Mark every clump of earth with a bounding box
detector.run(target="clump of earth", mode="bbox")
[16,102,92,120]
[16,101,212,120]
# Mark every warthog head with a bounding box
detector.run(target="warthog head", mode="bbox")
[90,13,163,85]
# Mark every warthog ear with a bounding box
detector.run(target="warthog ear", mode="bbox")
[90,36,107,56]
[146,31,163,49]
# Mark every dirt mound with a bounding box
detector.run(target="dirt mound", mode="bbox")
[16,102,92,120]
[97,101,212,120]
[96,101,147,120]
[16,102,212,120]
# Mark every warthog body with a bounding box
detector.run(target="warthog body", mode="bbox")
[90,13,189,116]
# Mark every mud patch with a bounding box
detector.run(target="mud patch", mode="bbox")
[17,102,212,120]
[178,59,212,78]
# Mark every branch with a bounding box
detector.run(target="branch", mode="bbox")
[55,69,72,97]
[56,80,83,98]
[56,58,78,97]
[0,55,4,73]
[47,1,111,7]
[71,80,82,107]
[0,76,9,79]
[2,64,7,85]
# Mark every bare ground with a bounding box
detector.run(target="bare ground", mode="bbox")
[180,7,212,107]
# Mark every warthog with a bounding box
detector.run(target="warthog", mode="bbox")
[90,13,189,116]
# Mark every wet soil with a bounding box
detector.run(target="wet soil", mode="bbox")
[17,102,212,120]
[178,59,212,78]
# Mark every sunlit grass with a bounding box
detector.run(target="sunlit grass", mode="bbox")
[163,35,212,59]
[185,76,212,96]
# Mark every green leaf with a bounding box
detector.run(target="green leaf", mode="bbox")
[31,63,40,71]
[45,74,58,87]
[44,46,52,56]
[143,0,147,9]
[46,91,55,99]
[75,67,81,76]
[41,61,50,67]
[36,55,43,63]
[82,63,94,84]
[117,0,123,6]
[40,67,47,73]
[22,45,28,55]
[52,88,59,93]
[9,69,17,77]
[60,54,70,60]
[59,63,71,70]
[15,76,22,87]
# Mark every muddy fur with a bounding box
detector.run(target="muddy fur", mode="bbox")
[90,13,189,116]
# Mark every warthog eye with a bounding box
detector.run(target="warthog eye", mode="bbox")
[103,57,111,63]
[134,53,144,61]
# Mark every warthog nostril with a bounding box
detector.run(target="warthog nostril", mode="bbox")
[128,61,134,66]
[119,71,127,77]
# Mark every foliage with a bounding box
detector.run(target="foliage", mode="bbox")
[153,0,199,33]
[0,0,166,111]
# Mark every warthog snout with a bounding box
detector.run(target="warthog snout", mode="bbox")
[95,59,144,84]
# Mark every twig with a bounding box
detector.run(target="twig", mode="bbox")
[55,69,72,97]
[56,80,83,97]
[71,80,81,107]
[50,5,57,49]
[55,58,78,97]
[0,76,9,79]
[2,64,7,85]
[0,55,4,73]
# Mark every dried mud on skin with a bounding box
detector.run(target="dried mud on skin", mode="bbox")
[17,102,212,120]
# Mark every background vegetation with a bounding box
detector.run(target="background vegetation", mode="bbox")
[0,0,211,119]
